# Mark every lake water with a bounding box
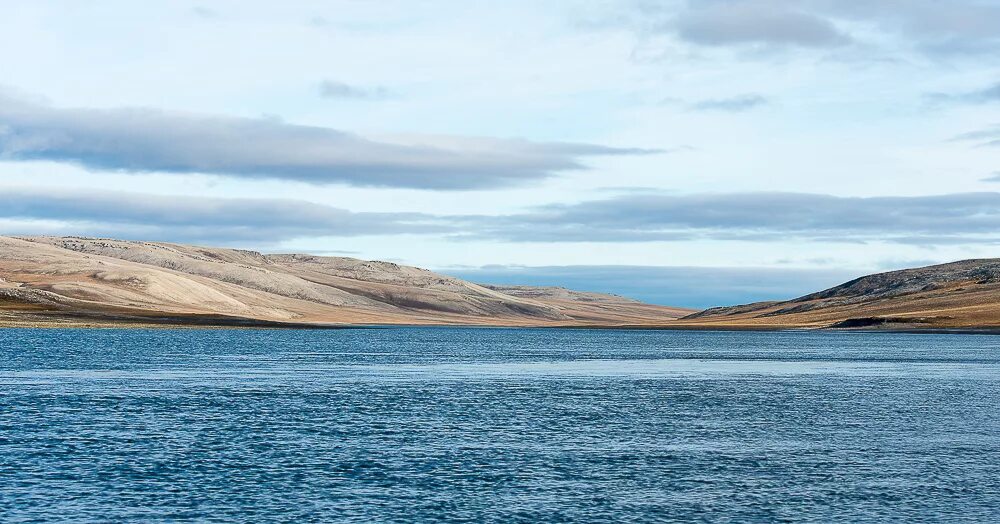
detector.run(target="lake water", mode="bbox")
[1,327,999,522]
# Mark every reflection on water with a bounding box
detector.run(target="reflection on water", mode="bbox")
[1,327,999,522]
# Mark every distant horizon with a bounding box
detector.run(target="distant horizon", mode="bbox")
[439,264,863,309]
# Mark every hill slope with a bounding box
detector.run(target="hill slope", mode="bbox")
[0,236,692,327]
[680,259,1000,330]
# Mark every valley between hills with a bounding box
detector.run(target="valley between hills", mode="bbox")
[4,235,1000,332]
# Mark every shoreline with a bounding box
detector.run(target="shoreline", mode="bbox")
[5,312,1000,335]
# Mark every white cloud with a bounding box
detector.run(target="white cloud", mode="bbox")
[0,92,655,189]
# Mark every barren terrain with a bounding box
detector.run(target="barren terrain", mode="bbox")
[678,259,1000,331]
[0,236,692,328]
[7,236,1000,331]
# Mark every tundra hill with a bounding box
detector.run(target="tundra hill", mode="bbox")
[0,236,692,328]
[679,259,1000,330]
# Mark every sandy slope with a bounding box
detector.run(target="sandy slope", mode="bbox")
[678,259,1000,330]
[0,236,692,327]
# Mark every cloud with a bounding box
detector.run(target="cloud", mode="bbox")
[628,1,1000,58]
[819,0,1000,57]
[318,80,393,100]
[983,172,1000,182]
[0,188,449,245]
[949,125,1000,148]
[673,2,849,49]
[9,188,1000,249]
[459,192,1000,244]
[309,16,331,27]
[191,6,219,19]
[690,94,768,112]
[441,264,861,308]
[0,92,656,190]
[951,126,1000,141]
[928,82,1000,105]
[970,83,1000,102]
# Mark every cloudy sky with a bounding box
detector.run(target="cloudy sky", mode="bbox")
[1,1,999,307]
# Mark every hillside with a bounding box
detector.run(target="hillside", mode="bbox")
[0,236,693,328]
[679,259,1000,330]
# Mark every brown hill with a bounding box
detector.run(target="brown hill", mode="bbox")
[679,259,1000,330]
[0,236,692,328]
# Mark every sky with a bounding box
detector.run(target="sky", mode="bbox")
[1,0,999,308]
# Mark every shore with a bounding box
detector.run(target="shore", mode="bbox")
[6,308,1000,334]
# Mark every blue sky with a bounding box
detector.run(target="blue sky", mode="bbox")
[1,1,999,307]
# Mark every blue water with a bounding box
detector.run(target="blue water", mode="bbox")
[1,328,999,522]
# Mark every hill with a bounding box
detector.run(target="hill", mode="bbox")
[0,236,693,328]
[679,259,1000,330]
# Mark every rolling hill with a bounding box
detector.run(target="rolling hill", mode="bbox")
[0,236,692,328]
[679,259,1000,330]
[6,236,1000,331]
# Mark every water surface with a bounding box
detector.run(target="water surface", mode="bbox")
[1,328,999,522]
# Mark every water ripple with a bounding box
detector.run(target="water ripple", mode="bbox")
[1,328,999,522]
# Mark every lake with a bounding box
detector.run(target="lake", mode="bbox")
[1,327,999,522]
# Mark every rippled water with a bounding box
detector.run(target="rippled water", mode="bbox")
[2,328,999,522]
